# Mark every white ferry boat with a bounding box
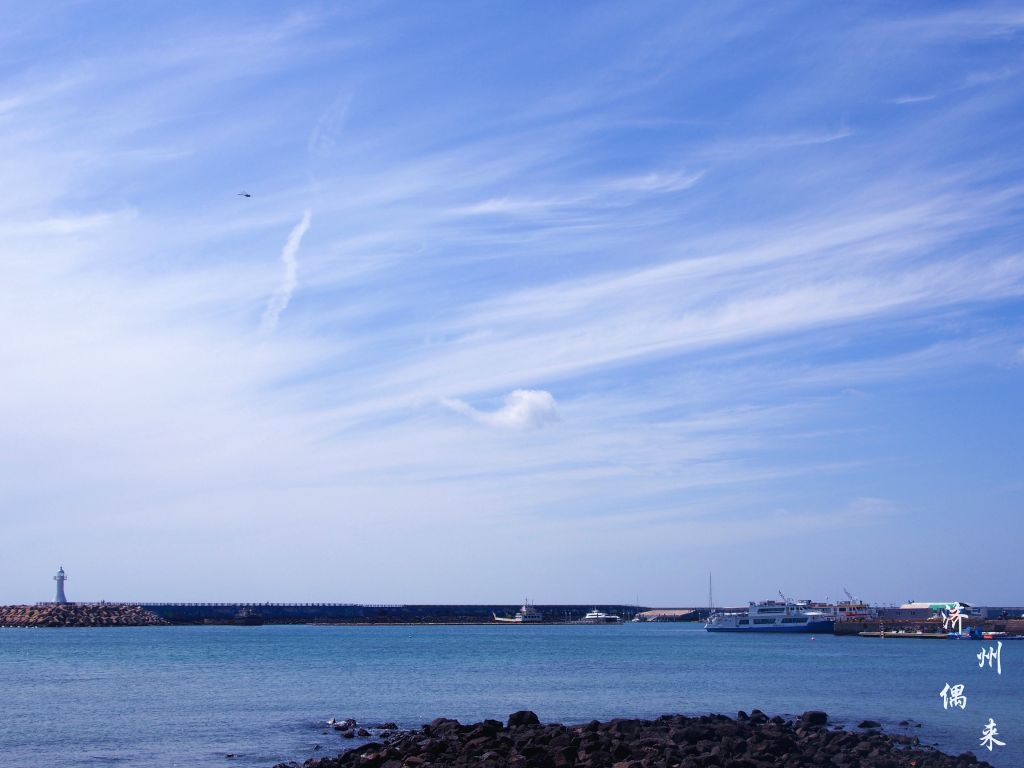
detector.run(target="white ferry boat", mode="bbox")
[493,600,544,623]
[705,599,834,633]
[576,609,623,624]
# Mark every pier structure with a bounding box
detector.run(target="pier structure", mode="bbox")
[54,567,69,604]
[133,602,648,625]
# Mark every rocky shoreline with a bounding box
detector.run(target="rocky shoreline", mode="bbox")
[276,711,991,768]
[0,603,166,627]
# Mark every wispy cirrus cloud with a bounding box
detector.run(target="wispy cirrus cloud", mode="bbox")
[449,169,704,219]
[890,94,938,105]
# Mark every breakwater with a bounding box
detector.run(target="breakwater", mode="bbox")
[0,603,165,627]
[274,710,992,768]
[135,603,650,624]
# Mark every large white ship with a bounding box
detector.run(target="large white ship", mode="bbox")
[705,599,835,633]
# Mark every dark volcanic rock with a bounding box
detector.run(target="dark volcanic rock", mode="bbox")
[274,711,993,768]
[508,710,541,728]
[858,720,882,729]
[800,710,829,726]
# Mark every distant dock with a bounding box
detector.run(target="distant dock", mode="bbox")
[634,608,711,622]
[835,618,1024,637]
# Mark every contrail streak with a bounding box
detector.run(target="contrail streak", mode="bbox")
[261,209,312,332]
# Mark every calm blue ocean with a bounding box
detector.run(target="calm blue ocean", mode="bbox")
[1,624,1020,767]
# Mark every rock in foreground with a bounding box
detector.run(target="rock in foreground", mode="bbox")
[279,711,991,768]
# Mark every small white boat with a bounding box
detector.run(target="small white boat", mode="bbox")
[493,600,544,623]
[576,609,623,624]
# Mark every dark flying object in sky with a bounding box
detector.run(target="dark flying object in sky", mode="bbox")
[237,191,251,197]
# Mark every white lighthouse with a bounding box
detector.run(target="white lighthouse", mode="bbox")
[54,566,69,604]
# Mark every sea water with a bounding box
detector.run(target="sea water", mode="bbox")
[1,624,1020,767]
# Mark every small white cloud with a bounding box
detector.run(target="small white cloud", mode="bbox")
[442,389,560,430]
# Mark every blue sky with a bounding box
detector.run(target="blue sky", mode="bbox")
[1,2,1022,605]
